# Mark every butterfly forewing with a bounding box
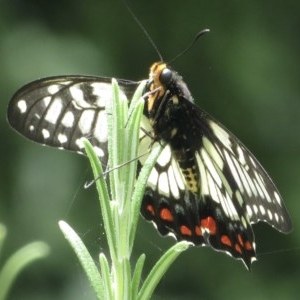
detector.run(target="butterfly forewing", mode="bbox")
[8,75,138,164]
[203,116,292,232]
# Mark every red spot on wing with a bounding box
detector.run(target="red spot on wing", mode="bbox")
[201,216,217,235]
[180,225,192,236]
[160,208,174,222]
[146,204,155,217]
[221,235,232,247]
[237,234,244,246]
[244,241,252,251]
[237,234,253,252]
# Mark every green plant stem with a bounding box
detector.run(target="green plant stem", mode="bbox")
[60,79,189,299]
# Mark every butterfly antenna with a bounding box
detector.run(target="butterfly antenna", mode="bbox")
[122,0,163,61]
[84,152,149,189]
[168,28,210,64]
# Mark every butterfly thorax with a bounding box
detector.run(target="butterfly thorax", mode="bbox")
[145,63,199,139]
[145,62,202,194]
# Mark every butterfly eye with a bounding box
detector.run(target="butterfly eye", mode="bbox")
[159,68,172,85]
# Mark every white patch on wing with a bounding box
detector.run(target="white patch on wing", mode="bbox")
[78,110,95,134]
[235,190,244,207]
[48,84,60,95]
[42,128,50,139]
[91,83,112,108]
[209,121,232,151]
[168,166,180,199]
[274,191,282,206]
[241,216,247,228]
[224,150,244,193]
[254,172,270,202]
[44,97,63,124]
[237,145,246,165]
[243,170,258,197]
[259,205,266,215]
[202,136,224,169]
[158,172,169,197]
[267,209,273,220]
[253,205,258,215]
[171,157,185,191]
[75,138,84,149]
[226,192,239,220]
[93,110,108,143]
[58,133,68,144]
[249,156,257,167]
[43,96,51,106]
[218,188,229,215]
[70,85,85,105]
[253,177,264,198]
[201,148,222,188]
[148,167,159,189]
[157,146,171,168]
[17,100,27,113]
[171,95,179,104]
[93,146,104,157]
[246,205,253,218]
[196,151,209,196]
[207,172,219,203]
[61,111,75,128]
[232,155,252,197]
[241,167,255,197]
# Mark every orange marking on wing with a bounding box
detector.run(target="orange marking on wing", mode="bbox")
[180,225,192,236]
[244,241,252,251]
[160,208,174,222]
[201,216,217,235]
[237,234,244,246]
[146,204,155,217]
[221,235,232,247]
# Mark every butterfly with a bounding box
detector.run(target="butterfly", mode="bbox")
[7,61,292,269]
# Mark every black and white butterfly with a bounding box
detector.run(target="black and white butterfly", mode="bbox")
[7,61,292,269]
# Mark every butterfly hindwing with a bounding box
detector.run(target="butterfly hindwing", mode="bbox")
[140,141,257,267]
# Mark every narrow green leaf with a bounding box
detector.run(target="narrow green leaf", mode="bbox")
[138,241,190,300]
[99,253,113,300]
[107,79,128,203]
[59,221,104,300]
[83,138,117,261]
[131,254,146,298]
[124,82,147,204]
[0,241,49,300]
[129,142,164,251]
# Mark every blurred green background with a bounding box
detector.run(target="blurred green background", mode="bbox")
[1,0,299,299]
